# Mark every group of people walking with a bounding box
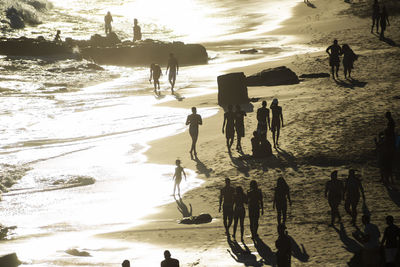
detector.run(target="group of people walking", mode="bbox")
[149,53,179,93]
[326,39,358,80]
[371,0,390,40]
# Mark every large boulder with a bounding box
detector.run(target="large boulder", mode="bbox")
[0,253,21,266]
[0,37,72,56]
[217,72,249,106]
[89,32,121,47]
[179,213,212,224]
[246,66,299,86]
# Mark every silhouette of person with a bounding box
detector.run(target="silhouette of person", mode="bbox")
[172,159,186,195]
[341,44,358,79]
[379,5,390,40]
[381,215,400,267]
[166,53,179,93]
[353,215,381,267]
[326,39,342,79]
[133,18,142,42]
[251,131,261,158]
[234,105,246,151]
[233,186,247,240]
[375,131,390,183]
[222,105,236,152]
[161,250,179,267]
[325,170,344,226]
[273,177,292,225]
[104,11,113,35]
[54,30,62,43]
[149,63,162,91]
[270,98,284,148]
[122,260,130,267]
[219,178,236,236]
[185,107,202,159]
[247,180,263,239]
[344,169,365,226]
[256,101,270,141]
[371,0,380,33]
[275,224,291,267]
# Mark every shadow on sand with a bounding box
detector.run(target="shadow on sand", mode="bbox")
[227,237,262,266]
[253,236,277,266]
[174,195,192,218]
[334,223,363,266]
[334,78,367,89]
[192,156,213,178]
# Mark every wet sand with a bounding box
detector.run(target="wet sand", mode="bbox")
[103,0,400,265]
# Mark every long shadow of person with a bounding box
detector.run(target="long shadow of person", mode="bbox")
[229,154,250,177]
[227,237,262,266]
[192,156,213,178]
[381,36,400,47]
[385,185,400,208]
[276,147,299,171]
[334,223,363,266]
[174,195,192,218]
[288,235,309,262]
[253,236,277,266]
[334,78,367,89]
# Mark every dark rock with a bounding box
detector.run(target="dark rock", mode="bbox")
[217,72,249,106]
[299,73,330,78]
[89,32,121,47]
[65,249,91,257]
[246,66,299,86]
[0,253,21,266]
[0,225,17,239]
[0,37,73,56]
[179,213,212,224]
[240,48,258,54]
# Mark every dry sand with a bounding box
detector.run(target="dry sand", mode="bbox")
[103,0,400,266]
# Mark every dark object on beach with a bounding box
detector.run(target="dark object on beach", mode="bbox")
[89,32,121,47]
[0,253,21,266]
[179,213,212,224]
[299,73,330,78]
[0,225,17,240]
[240,48,258,54]
[65,249,91,257]
[246,66,299,86]
[0,37,73,57]
[217,72,249,105]
[6,7,25,29]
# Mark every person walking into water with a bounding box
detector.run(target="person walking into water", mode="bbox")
[371,0,380,33]
[344,169,365,226]
[326,39,342,79]
[149,63,162,92]
[222,105,236,152]
[380,5,390,40]
[172,159,186,195]
[234,105,246,151]
[275,224,291,267]
[133,18,142,42]
[325,170,344,226]
[219,178,235,236]
[232,186,247,240]
[104,11,113,35]
[270,98,284,148]
[161,250,179,267]
[273,177,292,225]
[341,44,358,79]
[247,180,263,239]
[185,107,202,159]
[166,53,179,93]
[381,215,400,267]
[257,101,270,141]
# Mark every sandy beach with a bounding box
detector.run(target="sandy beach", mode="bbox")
[99,0,400,266]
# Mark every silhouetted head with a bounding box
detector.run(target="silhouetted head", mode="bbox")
[342,44,350,52]
[107,11,111,15]
[250,180,258,190]
[348,169,356,179]
[151,63,155,68]
[262,101,267,107]
[134,18,138,25]
[227,104,233,111]
[277,177,287,189]
[225,178,231,186]
[272,98,278,106]
[385,111,392,119]
[386,215,394,225]
[191,107,197,114]
[235,104,241,111]
[331,170,338,180]
[175,159,181,166]
[164,250,171,259]
[236,186,244,195]
[362,214,370,225]
[57,30,61,34]
[122,260,130,267]
[277,223,286,235]
[333,39,338,45]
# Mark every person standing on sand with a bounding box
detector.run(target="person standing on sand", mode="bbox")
[371,0,380,34]
[172,159,186,195]
[344,169,365,226]
[270,98,284,148]
[379,5,390,40]
[381,215,400,267]
[326,39,342,79]
[166,53,179,93]
[234,105,246,151]
[325,170,344,226]
[133,18,142,42]
[273,177,292,225]
[257,101,270,141]
[149,63,162,92]
[104,11,113,35]
[222,105,236,152]
[247,180,263,239]
[219,178,236,236]
[122,260,130,267]
[185,107,202,159]
[341,44,358,79]
[161,250,179,267]
[275,224,291,267]
[232,186,247,240]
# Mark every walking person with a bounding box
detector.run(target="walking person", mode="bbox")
[234,105,246,151]
[256,101,270,141]
[275,224,291,267]
[149,63,162,92]
[232,186,247,241]
[273,177,292,225]
[219,178,235,236]
[222,105,236,152]
[104,11,113,35]
[270,98,284,148]
[371,0,380,34]
[247,180,263,239]
[344,169,365,226]
[172,159,186,196]
[185,107,202,159]
[380,5,390,40]
[326,39,342,79]
[381,215,400,267]
[325,170,344,226]
[166,53,179,93]
[341,44,358,79]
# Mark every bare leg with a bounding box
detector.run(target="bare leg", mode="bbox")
[282,206,287,224]
[272,130,276,147]
[277,209,282,225]
[233,215,238,238]
[237,136,241,149]
[276,128,280,146]
[239,215,244,239]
